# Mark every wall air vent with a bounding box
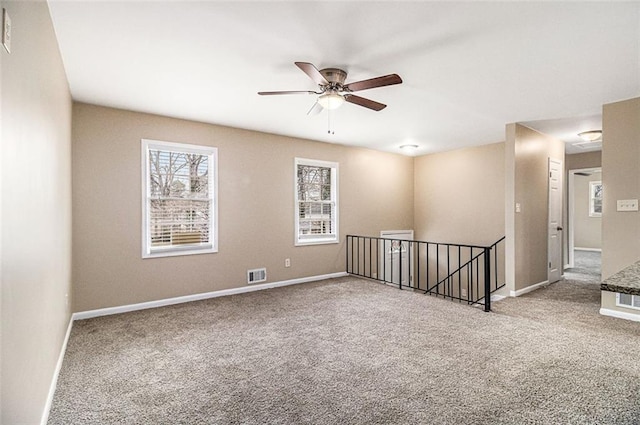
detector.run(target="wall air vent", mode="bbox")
[247,268,267,284]
[617,293,640,310]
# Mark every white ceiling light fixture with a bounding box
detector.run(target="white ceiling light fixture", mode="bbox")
[578,130,602,142]
[400,144,419,155]
[317,92,345,110]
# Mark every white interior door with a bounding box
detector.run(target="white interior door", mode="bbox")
[548,158,563,283]
[380,230,413,286]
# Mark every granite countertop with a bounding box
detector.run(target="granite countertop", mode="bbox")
[600,260,640,296]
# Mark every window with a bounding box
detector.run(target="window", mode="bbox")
[295,158,338,245]
[589,181,603,217]
[142,139,217,258]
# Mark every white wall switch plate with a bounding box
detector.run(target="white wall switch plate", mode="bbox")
[515,203,521,213]
[2,9,11,54]
[617,199,638,212]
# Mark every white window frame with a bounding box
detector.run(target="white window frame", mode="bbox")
[294,158,339,246]
[141,139,218,258]
[589,181,603,217]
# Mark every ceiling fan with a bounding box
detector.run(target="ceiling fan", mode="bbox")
[258,62,402,115]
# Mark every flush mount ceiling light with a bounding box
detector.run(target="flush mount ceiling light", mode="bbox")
[400,145,418,152]
[317,93,345,110]
[578,130,602,142]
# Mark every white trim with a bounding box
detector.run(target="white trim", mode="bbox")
[600,307,640,322]
[575,247,602,252]
[491,294,507,302]
[509,280,549,297]
[73,272,348,320]
[41,315,74,425]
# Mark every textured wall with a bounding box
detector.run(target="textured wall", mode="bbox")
[1,1,73,423]
[72,103,414,312]
[413,142,505,246]
[601,97,640,314]
[506,124,565,292]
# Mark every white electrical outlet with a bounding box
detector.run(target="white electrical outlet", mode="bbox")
[617,199,638,212]
[285,258,291,268]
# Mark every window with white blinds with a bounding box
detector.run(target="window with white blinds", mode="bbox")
[295,158,339,245]
[142,139,217,258]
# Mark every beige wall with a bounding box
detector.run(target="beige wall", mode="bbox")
[601,97,640,313]
[573,172,601,250]
[506,124,565,292]
[72,103,413,312]
[1,1,73,423]
[413,142,505,245]
[565,151,602,171]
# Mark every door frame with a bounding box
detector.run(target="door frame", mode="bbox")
[566,167,602,268]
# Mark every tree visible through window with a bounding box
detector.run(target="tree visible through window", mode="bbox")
[295,158,338,245]
[142,140,217,257]
[589,181,602,217]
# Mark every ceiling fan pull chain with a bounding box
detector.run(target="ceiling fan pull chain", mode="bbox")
[327,109,335,135]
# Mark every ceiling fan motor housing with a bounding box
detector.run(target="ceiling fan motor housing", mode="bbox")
[320,68,348,86]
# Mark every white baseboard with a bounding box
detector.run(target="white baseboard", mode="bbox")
[41,314,74,425]
[599,307,640,322]
[575,247,602,252]
[73,272,348,320]
[491,294,507,302]
[510,280,549,297]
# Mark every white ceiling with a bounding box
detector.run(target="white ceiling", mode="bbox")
[48,1,640,156]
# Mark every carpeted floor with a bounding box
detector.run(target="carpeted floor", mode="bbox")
[49,259,639,424]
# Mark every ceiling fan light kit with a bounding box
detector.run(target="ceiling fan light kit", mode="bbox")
[258,61,402,115]
[318,93,345,110]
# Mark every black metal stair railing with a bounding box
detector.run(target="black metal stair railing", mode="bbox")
[346,235,506,312]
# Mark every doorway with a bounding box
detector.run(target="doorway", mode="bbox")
[566,167,602,282]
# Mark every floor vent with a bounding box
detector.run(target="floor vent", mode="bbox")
[247,268,267,284]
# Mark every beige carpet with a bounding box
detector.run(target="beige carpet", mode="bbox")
[48,274,639,424]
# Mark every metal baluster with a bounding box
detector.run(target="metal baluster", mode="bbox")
[484,247,491,312]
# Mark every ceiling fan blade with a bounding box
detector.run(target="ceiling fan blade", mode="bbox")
[345,74,403,92]
[295,62,329,86]
[344,95,387,111]
[307,102,323,116]
[258,90,317,96]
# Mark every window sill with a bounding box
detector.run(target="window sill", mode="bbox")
[295,238,339,247]
[143,245,217,259]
